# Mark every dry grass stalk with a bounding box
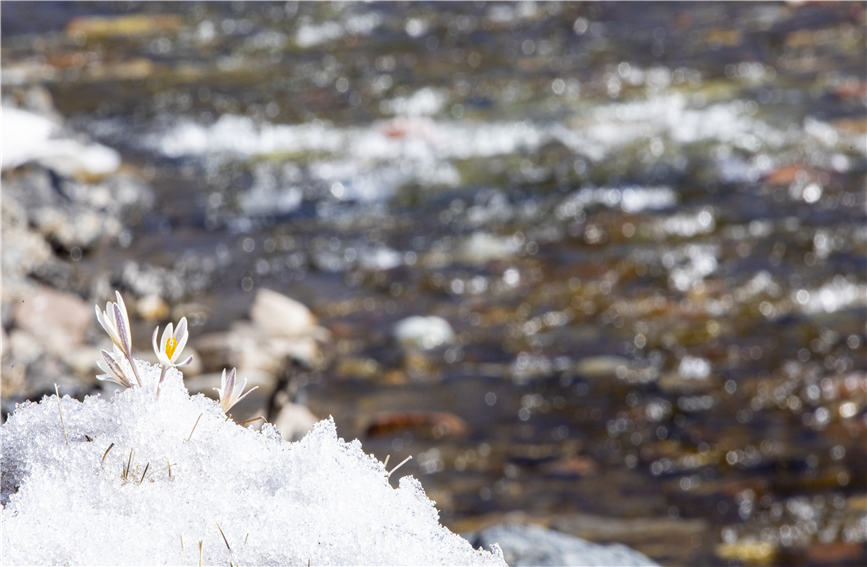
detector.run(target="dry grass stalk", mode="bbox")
[101,442,115,465]
[237,416,266,426]
[387,455,413,478]
[216,522,231,552]
[197,541,203,567]
[122,448,134,480]
[54,384,69,445]
[138,462,150,485]
[187,413,203,441]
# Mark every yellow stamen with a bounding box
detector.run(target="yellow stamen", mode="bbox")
[165,336,178,359]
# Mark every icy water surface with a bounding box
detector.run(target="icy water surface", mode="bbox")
[3,2,866,565]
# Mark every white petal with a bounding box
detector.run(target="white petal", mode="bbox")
[151,326,160,356]
[160,324,172,354]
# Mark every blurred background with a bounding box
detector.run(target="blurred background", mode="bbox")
[2,2,866,565]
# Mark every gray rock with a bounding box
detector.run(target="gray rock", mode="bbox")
[467,524,658,567]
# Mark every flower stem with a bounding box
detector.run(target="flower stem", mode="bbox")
[126,353,142,386]
[156,366,167,398]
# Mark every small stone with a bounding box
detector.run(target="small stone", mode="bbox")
[394,316,455,350]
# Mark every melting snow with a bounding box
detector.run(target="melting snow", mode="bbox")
[0,363,504,566]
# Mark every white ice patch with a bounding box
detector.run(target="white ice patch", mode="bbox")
[0,364,503,566]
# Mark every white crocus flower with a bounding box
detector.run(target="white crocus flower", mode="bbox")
[152,317,193,396]
[214,367,258,414]
[94,291,141,386]
[95,347,136,388]
[152,317,193,368]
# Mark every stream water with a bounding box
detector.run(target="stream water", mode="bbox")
[3,2,866,565]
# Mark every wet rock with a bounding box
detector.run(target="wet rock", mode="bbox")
[12,286,90,356]
[466,524,657,566]
[393,316,455,350]
[365,411,468,439]
[273,402,318,442]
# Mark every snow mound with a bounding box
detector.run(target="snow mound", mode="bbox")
[0,361,504,566]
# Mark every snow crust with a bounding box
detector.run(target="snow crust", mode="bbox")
[0,361,504,566]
